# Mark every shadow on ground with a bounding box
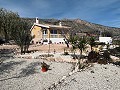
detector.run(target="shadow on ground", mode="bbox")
[71,54,87,59]
[0,61,26,74]
[19,62,41,77]
[0,49,15,63]
[0,61,41,81]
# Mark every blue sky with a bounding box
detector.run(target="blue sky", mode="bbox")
[0,0,120,28]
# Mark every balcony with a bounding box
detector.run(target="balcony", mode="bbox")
[43,34,64,38]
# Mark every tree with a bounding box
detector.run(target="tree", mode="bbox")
[0,8,19,42]
[88,36,96,51]
[0,8,33,54]
[68,34,87,59]
[69,35,87,71]
[77,37,87,57]
[11,19,33,54]
[101,31,113,37]
[69,35,78,59]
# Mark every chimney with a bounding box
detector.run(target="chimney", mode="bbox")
[59,22,62,26]
[36,17,39,24]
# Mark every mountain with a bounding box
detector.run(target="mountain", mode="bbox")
[23,18,120,40]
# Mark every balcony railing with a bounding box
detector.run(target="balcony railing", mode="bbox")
[43,34,64,38]
[43,34,48,38]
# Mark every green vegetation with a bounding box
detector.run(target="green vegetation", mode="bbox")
[88,36,96,51]
[0,8,19,42]
[101,31,113,37]
[0,8,33,54]
[113,40,120,46]
[11,19,33,54]
[77,37,87,57]
[69,35,78,59]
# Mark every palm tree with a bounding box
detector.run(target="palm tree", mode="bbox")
[69,35,88,71]
[77,36,87,58]
[69,35,78,59]
[88,36,96,51]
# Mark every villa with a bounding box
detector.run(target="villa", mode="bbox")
[30,18,71,44]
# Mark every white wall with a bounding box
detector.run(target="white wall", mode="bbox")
[47,38,65,43]
[99,37,112,44]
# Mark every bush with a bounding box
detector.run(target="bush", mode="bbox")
[64,52,69,55]
[43,39,48,42]
[88,51,99,63]
[49,40,52,44]
[113,61,120,66]
[97,58,108,64]
[103,51,110,60]
[98,50,112,64]
[0,38,5,45]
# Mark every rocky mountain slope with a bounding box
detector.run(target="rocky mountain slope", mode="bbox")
[23,18,120,39]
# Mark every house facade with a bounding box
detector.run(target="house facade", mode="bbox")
[99,37,112,44]
[30,18,70,44]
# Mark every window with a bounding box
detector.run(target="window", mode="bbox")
[42,29,47,34]
[50,30,57,34]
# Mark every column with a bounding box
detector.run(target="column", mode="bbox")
[57,30,59,38]
[47,29,50,40]
[43,30,45,39]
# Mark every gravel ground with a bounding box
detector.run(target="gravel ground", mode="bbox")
[1,58,120,90]
[1,44,120,90]
[0,54,120,90]
[0,58,73,90]
[55,63,120,90]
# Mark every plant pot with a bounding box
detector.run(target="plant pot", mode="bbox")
[41,67,48,72]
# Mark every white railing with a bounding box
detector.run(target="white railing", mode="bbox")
[50,34,63,38]
[43,34,64,38]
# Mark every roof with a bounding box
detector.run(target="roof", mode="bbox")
[30,23,71,31]
[49,24,71,29]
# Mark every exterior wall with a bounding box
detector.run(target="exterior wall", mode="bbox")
[31,25,43,44]
[46,38,65,44]
[31,25,69,44]
[31,25,42,38]
[99,37,112,44]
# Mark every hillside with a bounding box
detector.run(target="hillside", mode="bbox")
[23,18,120,39]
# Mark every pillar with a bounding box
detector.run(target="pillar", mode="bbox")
[47,29,50,40]
[57,30,59,38]
[43,30,45,39]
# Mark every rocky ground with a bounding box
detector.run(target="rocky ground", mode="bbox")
[0,57,120,90]
[54,63,120,90]
[0,57,73,90]
[0,44,120,90]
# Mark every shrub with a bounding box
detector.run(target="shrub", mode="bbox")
[97,58,108,64]
[64,52,69,55]
[113,61,120,66]
[0,38,5,45]
[43,39,48,42]
[98,50,112,64]
[88,51,99,63]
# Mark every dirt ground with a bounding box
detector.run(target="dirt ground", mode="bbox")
[30,44,71,52]
[0,44,71,53]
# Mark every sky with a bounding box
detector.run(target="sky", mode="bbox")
[0,0,120,28]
